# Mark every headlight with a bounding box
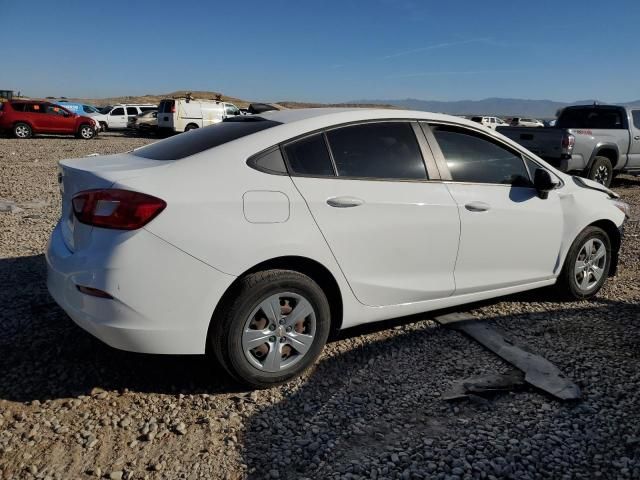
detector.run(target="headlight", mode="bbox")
[611,199,630,218]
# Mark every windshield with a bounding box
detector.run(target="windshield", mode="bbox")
[132,117,282,160]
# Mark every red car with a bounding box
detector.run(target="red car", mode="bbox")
[0,100,98,139]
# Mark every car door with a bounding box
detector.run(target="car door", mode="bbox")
[423,122,563,295]
[108,107,126,128]
[25,102,49,131]
[286,121,461,307]
[126,106,139,127]
[629,110,640,168]
[44,104,76,133]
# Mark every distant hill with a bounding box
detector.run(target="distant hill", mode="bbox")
[349,97,640,118]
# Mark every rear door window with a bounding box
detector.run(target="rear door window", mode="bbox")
[326,122,427,179]
[26,103,45,114]
[126,107,139,115]
[431,125,530,185]
[557,107,625,129]
[132,117,282,160]
[283,133,335,176]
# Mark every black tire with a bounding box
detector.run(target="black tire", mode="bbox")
[184,123,199,131]
[13,122,32,139]
[210,269,331,388]
[555,226,611,300]
[587,156,613,187]
[76,124,96,140]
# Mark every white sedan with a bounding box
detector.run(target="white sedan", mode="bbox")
[47,108,629,387]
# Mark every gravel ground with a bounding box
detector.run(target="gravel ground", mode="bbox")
[0,132,639,480]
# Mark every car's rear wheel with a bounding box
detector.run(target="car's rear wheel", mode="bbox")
[184,123,199,131]
[588,156,613,187]
[76,124,96,140]
[13,123,32,139]
[556,226,611,299]
[210,270,331,388]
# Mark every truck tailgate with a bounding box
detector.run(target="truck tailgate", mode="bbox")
[496,126,566,159]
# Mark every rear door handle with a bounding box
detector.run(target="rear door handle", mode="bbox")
[326,196,365,208]
[634,135,640,141]
[465,201,491,212]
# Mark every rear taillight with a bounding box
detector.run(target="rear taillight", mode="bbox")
[561,133,575,153]
[171,104,176,113]
[72,189,166,230]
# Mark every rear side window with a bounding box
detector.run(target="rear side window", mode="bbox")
[431,125,530,185]
[283,134,334,176]
[326,122,427,179]
[10,103,25,112]
[140,106,156,113]
[132,117,282,160]
[557,107,625,129]
[632,110,640,129]
[248,147,288,175]
[126,107,138,115]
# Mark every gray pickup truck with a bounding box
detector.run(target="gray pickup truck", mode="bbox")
[497,104,640,186]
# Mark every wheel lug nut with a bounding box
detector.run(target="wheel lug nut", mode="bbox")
[279,319,285,325]
[286,326,292,332]
[269,336,276,342]
[280,337,286,343]
[269,325,276,331]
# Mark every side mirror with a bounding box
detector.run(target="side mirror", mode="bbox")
[533,168,557,199]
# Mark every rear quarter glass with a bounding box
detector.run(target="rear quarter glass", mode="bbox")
[132,118,282,160]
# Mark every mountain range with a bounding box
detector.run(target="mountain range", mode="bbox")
[349,97,640,118]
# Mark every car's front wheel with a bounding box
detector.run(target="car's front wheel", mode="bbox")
[210,270,331,388]
[556,226,611,299]
[77,124,96,140]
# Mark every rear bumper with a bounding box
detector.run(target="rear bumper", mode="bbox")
[46,222,236,354]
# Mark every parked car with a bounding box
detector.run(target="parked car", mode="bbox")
[55,102,108,131]
[127,110,158,133]
[0,100,98,139]
[157,98,241,133]
[101,104,157,130]
[470,116,506,130]
[497,104,640,186]
[47,109,628,387]
[509,117,544,128]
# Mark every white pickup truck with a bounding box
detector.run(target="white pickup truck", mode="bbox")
[498,105,640,186]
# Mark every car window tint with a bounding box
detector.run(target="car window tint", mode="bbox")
[431,125,530,185]
[11,103,25,112]
[46,105,66,115]
[249,147,288,175]
[326,122,427,179]
[132,117,282,160]
[284,134,334,176]
[111,107,124,115]
[140,106,156,112]
[557,107,625,129]
[126,107,139,115]
[27,103,45,114]
[632,110,640,129]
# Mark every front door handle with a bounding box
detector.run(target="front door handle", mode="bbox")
[634,135,640,141]
[326,196,365,208]
[465,201,491,212]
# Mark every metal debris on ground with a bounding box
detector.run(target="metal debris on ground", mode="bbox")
[435,312,581,400]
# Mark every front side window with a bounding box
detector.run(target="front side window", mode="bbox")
[111,107,124,116]
[326,122,427,179]
[45,104,68,116]
[632,110,640,129]
[283,134,334,176]
[431,125,530,185]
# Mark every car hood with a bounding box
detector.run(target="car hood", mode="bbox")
[571,176,619,199]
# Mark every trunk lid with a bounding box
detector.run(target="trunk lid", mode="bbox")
[58,153,172,251]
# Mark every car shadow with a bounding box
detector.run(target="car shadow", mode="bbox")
[239,299,640,479]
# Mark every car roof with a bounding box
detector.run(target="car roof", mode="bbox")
[258,107,479,129]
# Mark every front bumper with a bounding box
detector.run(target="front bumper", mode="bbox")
[46,222,236,354]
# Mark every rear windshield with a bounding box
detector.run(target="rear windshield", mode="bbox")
[159,100,174,113]
[132,117,282,160]
[557,107,625,129]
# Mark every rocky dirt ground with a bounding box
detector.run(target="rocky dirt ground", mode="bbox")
[0,132,639,480]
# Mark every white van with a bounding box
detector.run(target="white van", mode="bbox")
[102,104,157,130]
[157,99,241,133]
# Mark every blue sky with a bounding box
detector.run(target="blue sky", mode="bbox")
[1,0,639,103]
